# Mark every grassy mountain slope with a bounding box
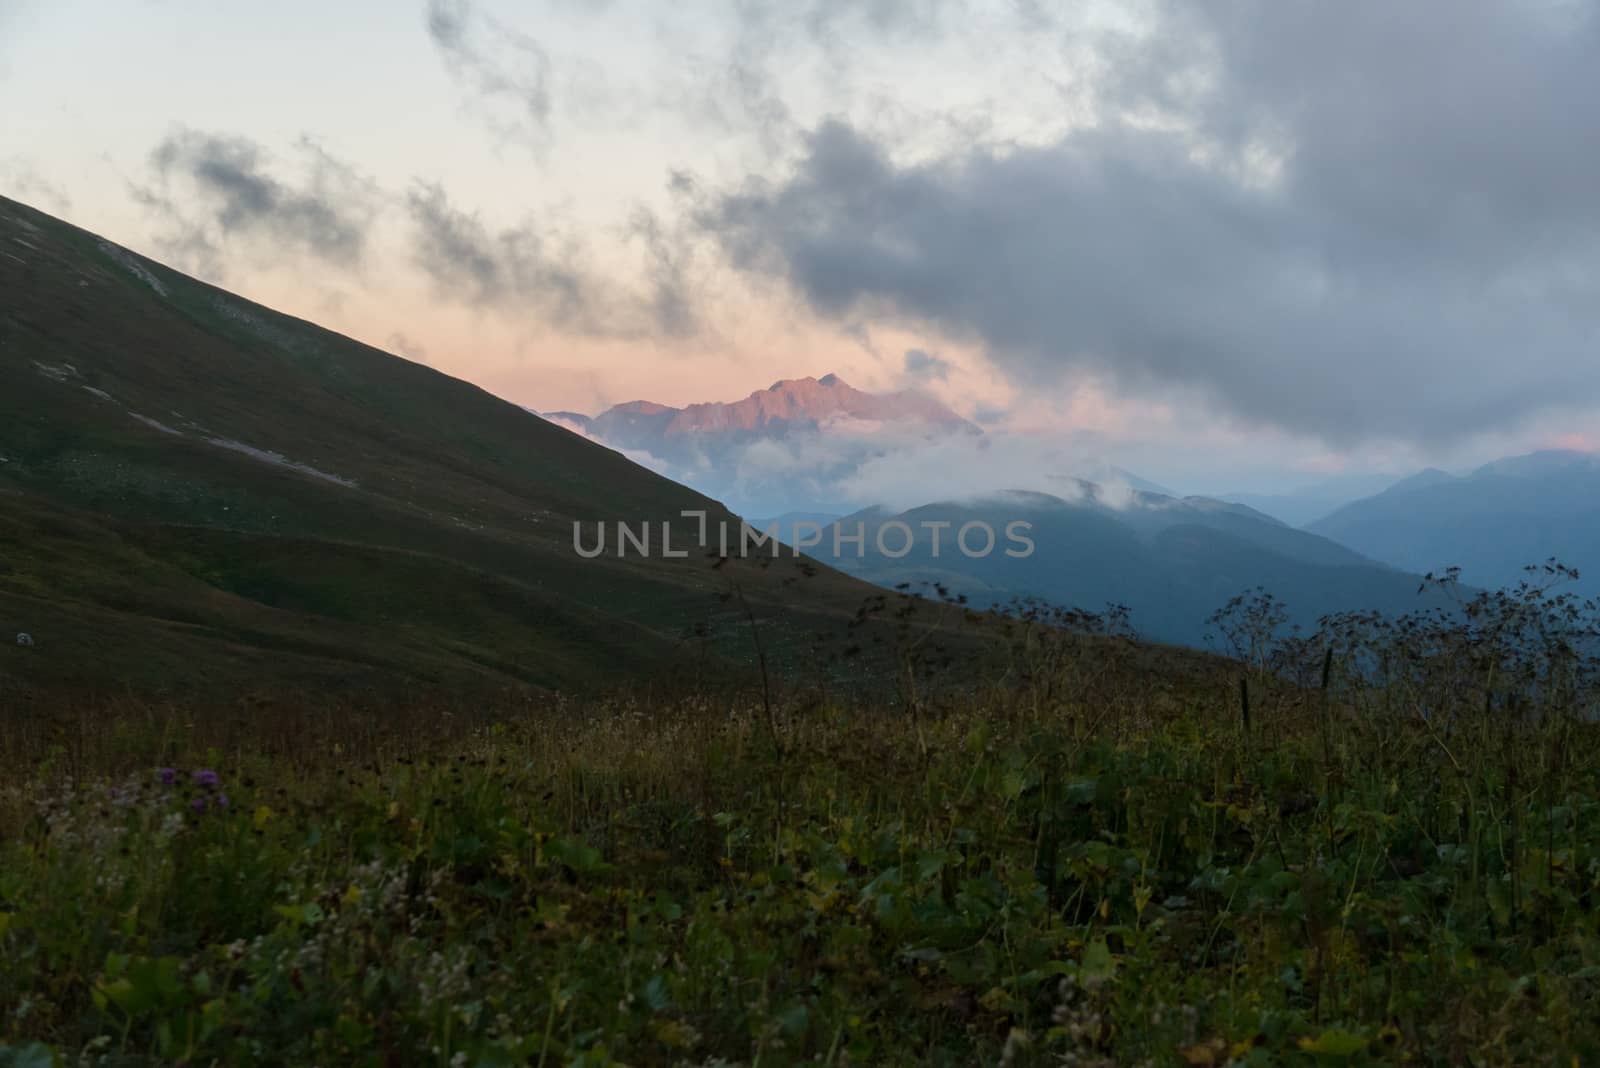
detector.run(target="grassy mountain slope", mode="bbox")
[0,196,871,701]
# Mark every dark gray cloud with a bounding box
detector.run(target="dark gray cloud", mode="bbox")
[406,182,699,338]
[903,347,950,381]
[425,0,553,147]
[137,130,379,277]
[625,205,698,338]
[407,182,582,314]
[702,1,1600,445]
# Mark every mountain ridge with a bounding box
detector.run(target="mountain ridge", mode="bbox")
[1308,449,1600,589]
[814,484,1432,647]
[585,373,976,441]
[537,374,980,515]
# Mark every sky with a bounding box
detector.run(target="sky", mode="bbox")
[4,0,1599,497]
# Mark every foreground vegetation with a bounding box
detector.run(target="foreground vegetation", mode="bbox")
[4,575,1600,1065]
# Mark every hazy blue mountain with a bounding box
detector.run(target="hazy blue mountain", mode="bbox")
[1308,450,1600,590]
[814,485,1439,648]
[1220,473,1404,527]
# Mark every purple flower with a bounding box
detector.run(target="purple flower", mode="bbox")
[158,768,178,787]
[192,770,220,789]
[191,797,208,813]
[215,794,229,809]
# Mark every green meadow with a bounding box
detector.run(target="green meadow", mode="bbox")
[4,582,1600,1067]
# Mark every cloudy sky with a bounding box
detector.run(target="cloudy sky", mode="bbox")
[4,0,1599,495]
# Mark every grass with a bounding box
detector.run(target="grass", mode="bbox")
[4,582,1600,1066]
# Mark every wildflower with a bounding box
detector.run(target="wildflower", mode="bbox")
[191,797,208,813]
[158,768,178,787]
[215,794,229,809]
[193,769,221,789]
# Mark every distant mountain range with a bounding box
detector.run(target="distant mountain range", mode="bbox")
[1308,450,1600,590]
[1220,473,1403,527]
[745,447,1600,644]
[609,373,970,437]
[538,374,978,514]
[541,379,1195,518]
[813,484,1446,648]
[534,370,1600,643]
